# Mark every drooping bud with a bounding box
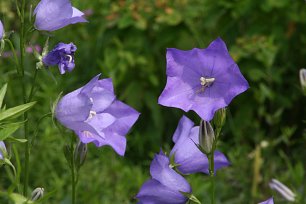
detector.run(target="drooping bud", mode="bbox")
[300,68,306,94]
[198,120,215,154]
[269,179,296,202]
[74,140,87,170]
[31,187,44,201]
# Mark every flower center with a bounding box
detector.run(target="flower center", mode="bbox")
[88,110,96,120]
[200,76,215,87]
[82,131,93,138]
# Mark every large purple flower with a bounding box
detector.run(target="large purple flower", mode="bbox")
[136,151,191,204]
[55,75,140,156]
[0,20,4,39]
[258,197,274,204]
[158,38,249,121]
[43,43,77,74]
[170,116,230,174]
[34,0,87,31]
[0,141,6,160]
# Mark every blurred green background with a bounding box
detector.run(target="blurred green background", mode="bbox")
[0,0,305,203]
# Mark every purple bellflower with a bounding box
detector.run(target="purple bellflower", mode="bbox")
[0,141,6,160]
[170,116,230,174]
[55,74,140,156]
[158,38,249,121]
[136,151,191,204]
[34,0,87,31]
[43,42,77,74]
[258,197,274,204]
[0,20,4,39]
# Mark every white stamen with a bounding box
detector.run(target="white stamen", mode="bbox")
[88,110,96,120]
[89,97,94,103]
[66,55,73,63]
[200,76,215,86]
[82,131,93,138]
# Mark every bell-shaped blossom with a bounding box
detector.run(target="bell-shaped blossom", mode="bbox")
[136,151,191,204]
[43,42,77,74]
[170,116,230,174]
[158,38,249,121]
[0,141,6,160]
[0,20,4,39]
[55,75,140,156]
[34,0,87,31]
[258,197,274,204]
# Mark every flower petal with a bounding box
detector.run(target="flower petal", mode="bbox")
[150,153,191,193]
[136,179,187,204]
[258,197,274,204]
[172,116,194,143]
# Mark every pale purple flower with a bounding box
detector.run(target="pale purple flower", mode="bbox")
[136,151,191,204]
[43,43,76,74]
[55,75,140,156]
[34,0,87,31]
[170,116,230,174]
[258,197,274,204]
[158,38,249,121]
[0,141,6,160]
[0,20,4,39]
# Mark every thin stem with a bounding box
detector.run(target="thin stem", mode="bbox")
[4,39,20,75]
[19,0,29,196]
[209,152,215,204]
[28,68,38,102]
[71,138,76,204]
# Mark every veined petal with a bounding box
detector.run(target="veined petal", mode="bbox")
[172,116,194,143]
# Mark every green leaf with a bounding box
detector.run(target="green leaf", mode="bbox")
[0,101,36,121]
[0,122,24,140]
[0,83,8,108]
[5,137,27,143]
[9,193,33,204]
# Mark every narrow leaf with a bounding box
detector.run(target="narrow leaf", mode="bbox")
[0,101,36,121]
[0,83,8,108]
[0,123,23,140]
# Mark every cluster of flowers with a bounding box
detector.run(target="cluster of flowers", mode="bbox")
[0,0,278,203]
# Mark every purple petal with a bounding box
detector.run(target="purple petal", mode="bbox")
[150,153,191,193]
[172,116,194,143]
[0,20,4,39]
[34,0,87,31]
[55,88,92,129]
[0,141,6,160]
[103,100,140,136]
[170,116,230,174]
[158,38,249,121]
[136,179,188,204]
[258,197,274,204]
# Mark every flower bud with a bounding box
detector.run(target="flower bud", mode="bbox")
[199,120,215,154]
[31,187,44,201]
[300,68,306,93]
[74,141,87,170]
[269,179,296,202]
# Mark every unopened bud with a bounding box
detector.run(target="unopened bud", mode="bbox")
[269,179,296,202]
[213,108,226,137]
[199,120,215,154]
[31,187,44,201]
[74,141,87,170]
[300,68,306,93]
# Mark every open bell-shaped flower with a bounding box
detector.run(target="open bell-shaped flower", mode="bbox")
[55,74,140,156]
[34,0,87,31]
[158,38,249,121]
[170,116,230,174]
[136,151,191,204]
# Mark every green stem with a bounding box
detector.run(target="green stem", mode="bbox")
[19,0,29,196]
[4,39,20,75]
[209,152,215,204]
[71,139,76,204]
